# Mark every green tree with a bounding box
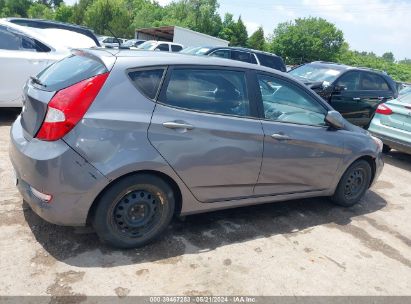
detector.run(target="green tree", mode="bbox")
[54,3,74,23]
[160,0,222,36]
[247,26,265,51]
[218,14,248,46]
[382,52,395,63]
[131,0,164,29]
[233,16,247,46]
[4,0,32,17]
[27,2,54,19]
[84,0,133,37]
[218,13,236,42]
[71,0,94,25]
[399,58,411,65]
[270,17,344,64]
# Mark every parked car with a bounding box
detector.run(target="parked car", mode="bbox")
[98,36,127,48]
[288,61,399,127]
[0,19,98,107]
[123,39,146,49]
[10,50,383,248]
[137,40,183,52]
[6,18,101,47]
[180,46,286,72]
[368,91,411,154]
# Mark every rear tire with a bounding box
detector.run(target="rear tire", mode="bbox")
[331,160,372,207]
[92,174,175,248]
[382,144,391,153]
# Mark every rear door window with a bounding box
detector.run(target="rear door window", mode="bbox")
[36,54,107,91]
[231,51,251,63]
[160,68,251,117]
[156,44,170,52]
[171,45,183,52]
[128,68,165,99]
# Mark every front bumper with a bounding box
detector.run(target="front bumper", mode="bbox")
[9,117,108,226]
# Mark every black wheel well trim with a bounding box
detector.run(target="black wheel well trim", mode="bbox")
[354,155,376,187]
[86,170,183,225]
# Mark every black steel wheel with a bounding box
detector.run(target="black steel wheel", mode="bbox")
[93,174,175,248]
[331,160,372,207]
[112,189,162,238]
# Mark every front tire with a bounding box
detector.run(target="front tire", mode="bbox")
[331,160,372,207]
[92,174,175,248]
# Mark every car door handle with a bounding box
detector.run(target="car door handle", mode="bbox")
[162,121,194,130]
[271,133,291,141]
[353,97,361,101]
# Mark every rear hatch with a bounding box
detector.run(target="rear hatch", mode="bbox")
[380,93,411,132]
[21,50,114,140]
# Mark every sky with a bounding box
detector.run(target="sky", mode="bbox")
[65,0,411,60]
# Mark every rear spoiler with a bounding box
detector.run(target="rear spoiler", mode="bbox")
[72,49,116,71]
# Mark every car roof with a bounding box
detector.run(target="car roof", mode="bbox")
[83,48,291,77]
[206,46,282,57]
[307,61,388,75]
[5,18,100,46]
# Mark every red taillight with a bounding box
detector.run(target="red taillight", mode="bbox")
[36,72,109,141]
[375,104,393,115]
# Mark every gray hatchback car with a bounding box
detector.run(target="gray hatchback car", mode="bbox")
[10,49,384,248]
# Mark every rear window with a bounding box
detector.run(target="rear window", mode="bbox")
[128,69,165,99]
[37,54,107,92]
[171,45,183,52]
[257,53,286,72]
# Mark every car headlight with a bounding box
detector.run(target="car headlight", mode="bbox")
[371,136,383,152]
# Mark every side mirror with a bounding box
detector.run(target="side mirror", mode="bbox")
[333,84,347,92]
[325,111,345,129]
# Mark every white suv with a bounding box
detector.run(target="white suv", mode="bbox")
[137,40,183,52]
[0,19,98,107]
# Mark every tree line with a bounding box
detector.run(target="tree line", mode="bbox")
[1,0,410,82]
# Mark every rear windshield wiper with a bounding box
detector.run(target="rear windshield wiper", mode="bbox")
[30,76,47,88]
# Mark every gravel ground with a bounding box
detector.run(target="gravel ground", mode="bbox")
[0,108,410,297]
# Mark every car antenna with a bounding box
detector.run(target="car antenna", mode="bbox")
[107,28,128,50]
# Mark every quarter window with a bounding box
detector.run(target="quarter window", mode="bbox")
[161,68,250,117]
[360,72,390,90]
[258,74,326,126]
[128,69,165,99]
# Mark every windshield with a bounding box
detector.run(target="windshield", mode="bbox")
[289,64,343,82]
[180,46,211,55]
[137,41,157,50]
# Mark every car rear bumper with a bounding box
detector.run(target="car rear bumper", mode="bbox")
[9,117,108,226]
[369,118,411,155]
